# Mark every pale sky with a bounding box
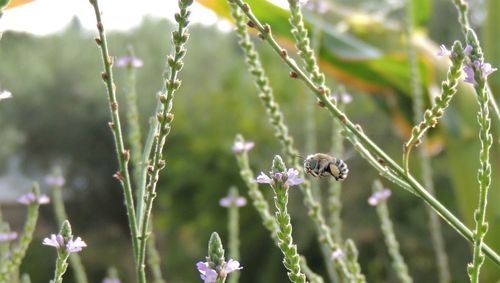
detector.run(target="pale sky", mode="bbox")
[0,0,224,36]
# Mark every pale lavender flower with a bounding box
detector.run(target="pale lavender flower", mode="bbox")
[273,172,283,180]
[331,248,345,260]
[231,140,255,154]
[437,44,451,57]
[221,259,243,276]
[284,168,304,186]
[102,279,120,283]
[479,62,497,77]
[115,56,144,68]
[464,44,473,55]
[0,232,18,242]
[257,169,303,187]
[45,175,65,187]
[43,234,86,253]
[0,90,12,101]
[42,234,65,249]
[368,188,392,206]
[66,237,87,253]
[17,192,50,205]
[463,64,476,85]
[256,172,273,184]
[196,261,218,283]
[463,60,497,85]
[219,195,247,207]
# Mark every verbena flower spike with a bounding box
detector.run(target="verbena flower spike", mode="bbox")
[257,155,306,283]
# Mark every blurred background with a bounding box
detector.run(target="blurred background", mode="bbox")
[0,0,499,282]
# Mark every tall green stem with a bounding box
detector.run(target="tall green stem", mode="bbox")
[88,0,139,262]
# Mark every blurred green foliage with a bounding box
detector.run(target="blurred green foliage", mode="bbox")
[0,3,497,281]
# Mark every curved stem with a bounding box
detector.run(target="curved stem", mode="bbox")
[233,0,500,266]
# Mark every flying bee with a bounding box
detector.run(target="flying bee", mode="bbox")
[302,153,349,181]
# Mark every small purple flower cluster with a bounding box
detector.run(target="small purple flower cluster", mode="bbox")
[45,175,65,187]
[42,234,87,253]
[437,44,497,85]
[196,259,242,283]
[368,188,391,206]
[256,168,304,187]
[115,56,144,68]
[219,195,247,208]
[0,232,18,242]
[231,140,255,154]
[17,192,50,205]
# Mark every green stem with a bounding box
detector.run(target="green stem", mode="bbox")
[51,253,70,283]
[227,188,241,283]
[88,0,139,262]
[123,46,144,190]
[372,180,412,283]
[137,1,193,281]
[136,101,161,224]
[404,3,450,281]
[147,223,166,283]
[233,0,500,266]
[274,186,306,283]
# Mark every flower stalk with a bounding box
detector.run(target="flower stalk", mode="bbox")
[403,41,465,174]
[136,0,193,281]
[45,220,87,283]
[404,4,451,281]
[464,30,494,283]
[88,0,139,262]
[0,184,42,282]
[371,181,412,283]
[49,175,89,283]
[266,155,307,283]
[231,0,500,266]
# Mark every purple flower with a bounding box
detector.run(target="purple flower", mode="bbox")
[463,64,476,85]
[17,192,50,205]
[196,261,218,283]
[331,248,345,260]
[284,168,304,186]
[463,60,498,85]
[464,45,473,55]
[231,140,255,154]
[257,169,303,187]
[45,175,65,187]
[102,279,120,283]
[42,234,65,249]
[219,195,247,208]
[0,90,12,101]
[437,44,451,57]
[256,172,273,184]
[0,232,18,242]
[42,234,87,253]
[479,62,497,77]
[115,56,144,68]
[66,237,87,253]
[368,188,392,206]
[221,259,243,276]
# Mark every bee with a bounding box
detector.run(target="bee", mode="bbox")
[303,153,349,181]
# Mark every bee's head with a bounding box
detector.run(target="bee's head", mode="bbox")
[303,155,317,170]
